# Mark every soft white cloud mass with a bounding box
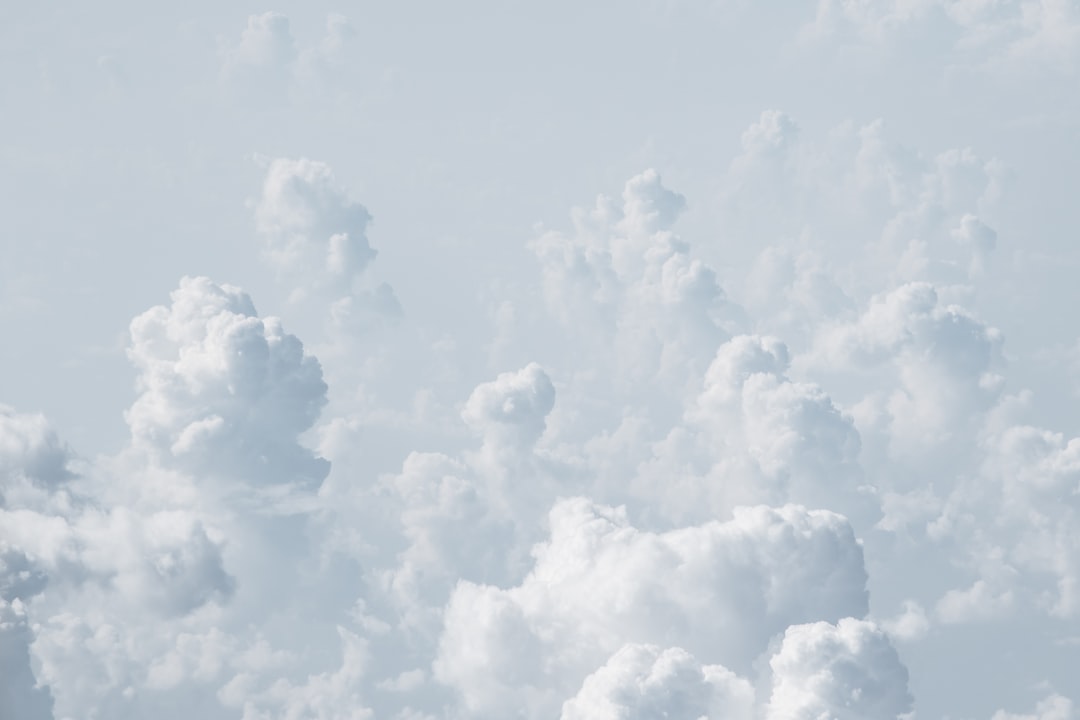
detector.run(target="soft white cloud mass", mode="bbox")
[3,1,1080,718]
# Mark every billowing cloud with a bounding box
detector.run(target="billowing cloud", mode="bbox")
[255,159,375,289]
[435,497,869,718]
[530,169,734,389]
[0,405,72,496]
[125,275,328,486]
[4,5,1080,711]
[561,644,754,720]
[765,618,912,719]
[221,12,361,103]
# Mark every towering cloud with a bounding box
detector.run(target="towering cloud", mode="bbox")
[125,276,329,486]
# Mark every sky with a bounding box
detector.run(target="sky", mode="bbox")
[2,1,1080,718]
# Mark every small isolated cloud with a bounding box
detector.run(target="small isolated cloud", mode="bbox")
[936,579,1015,623]
[220,12,296,102]
[992,693,1077,720]
[221,12,360,104]
[800,0,1080,71]
[882,600,931,642]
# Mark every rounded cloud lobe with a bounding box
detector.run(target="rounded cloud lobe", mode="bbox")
[765,618,912,720]
[126,275,329,485]
[434,497,873,718]
[561,644,755,720]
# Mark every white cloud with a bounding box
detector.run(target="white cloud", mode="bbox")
[530,169,734,391]
[882,599,931,642]
[561,644,755,720]
[0,548,54,720]
[435,497,870,718]
[221,12,361,103]
[462,363,555,452]
[935,579,1015,623]
[809,281,1004,458]
[801,0,1080,70]
[5,6,1080,715]
[125,275,329,486]
[765,618,913,720]
[992,693,1077,720]
[0,405,72,494]
[255,159,375,290]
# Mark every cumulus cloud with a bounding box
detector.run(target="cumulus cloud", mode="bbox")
[255,159,374,286]
[221,12,361,103]
[613,333,874,529]
[800,0,1080,70]
[765,618,913,719]
[435,497,870,718]
[809,281,1004,460]
[254,157,400,333]
[1,547,54,720]
[530,168,735,390]
[125,276,329,486]
[0,405,73,495]
[561,644,754,720]
[462,362,556,455]
[993,694,1077,720]
[6,11,1080,711]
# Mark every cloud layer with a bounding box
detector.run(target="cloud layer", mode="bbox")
[3,2,1080,718]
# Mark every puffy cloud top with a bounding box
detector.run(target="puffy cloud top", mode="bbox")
[766,618,913,720]
[126,276,328,485]
[255,157,375,292]
[435,497,869,718]
[1,405,72,493]
[462,362,556,451]
[561,644,755,720]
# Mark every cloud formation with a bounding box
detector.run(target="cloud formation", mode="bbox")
[4,5,1080,714]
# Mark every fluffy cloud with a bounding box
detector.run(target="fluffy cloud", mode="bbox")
[375,364,563,634]
[125,275,329,486]
[0,405,72,496]
[765,618,912,719]
[221,12,361,103]
[560,644,754,720]
[927,420,1080,619]
[724,112,1006,318]
[254,157,400,334]
[530,169,734,390]
[435,497,870,718]
[801,0,1080,69]
[810,281,1003,460]
[461,362,556,454]
[993,694,1077,720]
[255,159,374,286]
[611,333,874,529]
